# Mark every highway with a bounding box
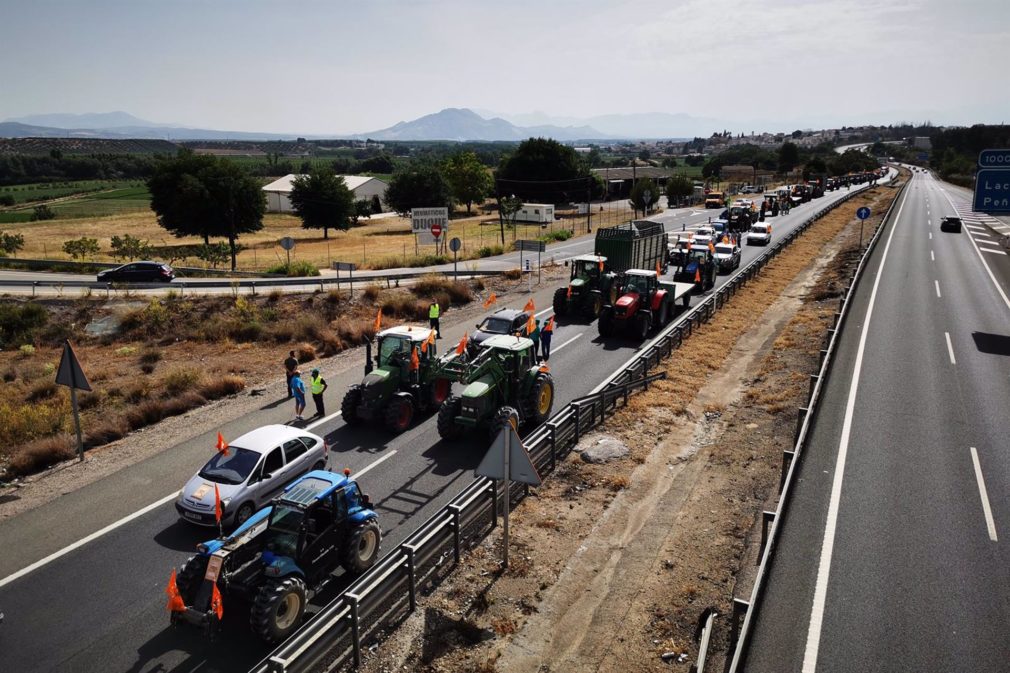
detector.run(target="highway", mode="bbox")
[0,180,884,673]
[743,170,1010,672]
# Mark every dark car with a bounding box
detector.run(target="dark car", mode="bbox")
[470,308,530,349]
[939,216,962,233]
[97,261,175,283]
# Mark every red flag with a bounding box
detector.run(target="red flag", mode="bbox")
[216,432,228,457]
[694,268,701,283]
[482,292,497,309]
[523,297,535,313]
[214,483,223,524]
[210,582,224,620]
[655,261,661,277]
[166,569,186,613]
[373,308,382,333]
[455,333,468,355]
[598,257,604,272]
[409,346,420,371]
[566,285,572,299]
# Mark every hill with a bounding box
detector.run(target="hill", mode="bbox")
[351,108,606,141]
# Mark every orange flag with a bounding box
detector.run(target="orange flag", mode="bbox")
[421,330,435,354]
[566,285,572,299]
[655,261,661,277]
[210,582,224,620]
[216,432,228,457]
[214,484,223,524]
[598,257,604,272]
[523,297,535,313]
[483,292,497,309]
[544,316,555,332]
[525,314,536,335]
[455,333,468,355]
[373,308,382,333]
[694,268,701,283]
[410,346,420,371]
[166,569,186,613]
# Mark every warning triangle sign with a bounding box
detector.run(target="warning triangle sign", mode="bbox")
[55,340,92,392]
[475,425,542,486]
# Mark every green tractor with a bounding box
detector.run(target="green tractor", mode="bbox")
[552,255,617,319]
[434,334,555,442]
[341,326,452,434]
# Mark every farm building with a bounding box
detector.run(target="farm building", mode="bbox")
[262,174,389,213]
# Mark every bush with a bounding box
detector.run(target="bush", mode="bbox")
[382,293,425,319]
[540,229,572,243]
[139,348,161,365]
[6,434,75,477]
[0,231,25,256]
[27,379,59,403]
[503,268,522,280]
[410,275,472,305]
[0,398,68,448]
[478,245,504,258]
[296,343,317,363]
[162,367,202,396]
[199,375,246,399]
[62,236,100,260]
[0,302,47,348]
[19,343,36,357]
[265,260,320,277]
[84,418,130,448]
[31,204,57,221]
[362,283,382,302]
[115,346,137,356]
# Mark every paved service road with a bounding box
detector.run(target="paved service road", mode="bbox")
[744,170,1010,672]
[0,178,886,673]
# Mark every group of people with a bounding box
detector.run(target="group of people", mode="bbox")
[283,351,328,421]
[525,316,554,362]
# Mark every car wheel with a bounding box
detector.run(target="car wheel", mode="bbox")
[312,459,326,471]
[234,502,255,527]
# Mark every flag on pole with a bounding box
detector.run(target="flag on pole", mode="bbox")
[655,261,661,277]
[373,309,382,333]
[166,569,186,613]
[410,346,420,371]
[694,268,701,283]
[598,257,604,272]
[523,297,535,313]
[525,314,536,335]
[421,330,435,354]
[455,333,468,355]
[566,285,572,299]
[544,315,555,332]
[214,484,223,524]
[483,292,497,309]
[215,432,228,457]
[210,582,224,620]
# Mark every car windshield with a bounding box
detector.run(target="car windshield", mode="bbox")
[268,503,304,536]
[576,260,600,276]
[479,317,513,334]
[750,226,767,234]
[689,251,708,262]
[198,447,260,485]
[715,245,734,255]
[378,335,411,366]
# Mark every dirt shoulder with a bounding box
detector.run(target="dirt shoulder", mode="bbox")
[356,181,905,673]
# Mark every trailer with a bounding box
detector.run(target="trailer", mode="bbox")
[515,203,555,224]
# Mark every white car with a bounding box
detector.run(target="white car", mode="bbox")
[746,223,772,246]
[175,425,328,528]
[695,225,716,238]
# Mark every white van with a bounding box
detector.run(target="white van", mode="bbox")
[747,223,772,246]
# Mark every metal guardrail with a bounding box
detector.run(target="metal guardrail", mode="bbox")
[251,177,890,673]
[727,171,906,672]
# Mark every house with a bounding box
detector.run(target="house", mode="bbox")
[262,174,389,213]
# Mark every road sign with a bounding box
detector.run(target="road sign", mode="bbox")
[979,148,1010,168]
[856,206,871,220]
[333,261,356,271]
[973,169,1010,214]
[278,237,295,251]
[516,239,546,252]
[55,340,91,462]
[449,237,461,252]
[430,222,443,239]
[476,424,541,567]
[412,207,448,244]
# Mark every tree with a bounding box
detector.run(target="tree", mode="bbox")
[629,179,660,218]
[803,157,827,180]
[442,150,493,215]
[0,195,15,207]
[353,199,373,224]
[359,154,396,173]
[63,237,100,260]
[661,157,679,168]
[109,234,153,261]
[385,164,452,216]
[195,242,231,269]
[0,231,25,257]
[638,149,651,161]
[496,137,592,204]
[498,195,523,246]
[288,168,355,240]
[778,142,800,173]
[31,205,56,221]
[664,175,694,206]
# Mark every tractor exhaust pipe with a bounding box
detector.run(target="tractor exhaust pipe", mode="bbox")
[365,340,373,375]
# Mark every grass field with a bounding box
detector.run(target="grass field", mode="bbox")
[0,179,146,204]
[0,183,152,224]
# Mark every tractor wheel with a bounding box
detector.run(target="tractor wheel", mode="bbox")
[176,555,209,604]
[523,373,555,427]
[657,301,669,329]
[383,395,414,434]
[429,378,451,408]
[341,386,363,425]
[552,287,569,317]
[598,307,615,337]
[634,312,650,340]
[582,293,603,319]
[341,519,382,574]
[437,395,464,441]
[250,577,306,644]
[488,406,520,442]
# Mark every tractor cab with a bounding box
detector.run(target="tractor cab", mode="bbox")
[570,254,606,283]
[374,326,435,372]
[619,269,658,298]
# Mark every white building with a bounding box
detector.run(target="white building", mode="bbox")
[262,174,389,213]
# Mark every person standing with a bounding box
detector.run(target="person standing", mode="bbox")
[540,316,554,361]
[290,369,307,421]
[284,350,298,398]
[309,368,328,417]
[428,301,441,338]
[529,318,541,356]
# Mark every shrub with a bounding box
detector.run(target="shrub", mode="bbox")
[77,390,103,410]
[540,228,573,243]
[62,236,100,259]
[162,367,202,396]
[115,346,138,356]
[382,293,425,319]
[362,283,383,302]
[265,260,320,277]
[31,204,57,222]
[139,348,161,365]
[84,418,130,448]
[198,375,245,399]
[410,275,472,305]
[27,379,59,403]
[503,268,522,280]
[19,344,36,357]
[0,398,68,448]
[6,434,75,477]
[325,289,344,305]
[0,302,47,348]
[266,288,283,303]
[123,380,152,404]
[2,369,15,383]
[0,230,25,256]
[296,343,317,363]
[140,363,156,374]
[336,320,373,346]
[478,245,504,258]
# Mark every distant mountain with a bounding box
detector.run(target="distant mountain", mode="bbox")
[350,108,606,142]
[0,120,314,141]
[481,110,730,139]
[5,111,165,129]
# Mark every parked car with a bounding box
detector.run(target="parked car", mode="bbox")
[713,242,742,273]
[175,425,328,528]
[470,308,530,349]
[746,223,772,246]
[939,216,962,233]
[97,261,175,283]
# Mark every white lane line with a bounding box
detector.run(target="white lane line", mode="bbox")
[929,231,933,239]
[353,450,397,479]
[535,307,554,318]
[0,490,178,589]
[966,225,986,232]
[939,191,1010,312]
[306,409,342,430]
[930,250,935,262]
[970,447,998,542]
[944,331,956,364]
[802,181,907,673]
[979,247,1008,256]
[551,332,583,354]
[935,280,942,298]
[928,219,931,226]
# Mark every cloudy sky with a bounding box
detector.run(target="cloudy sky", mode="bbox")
[3,0,1008,134]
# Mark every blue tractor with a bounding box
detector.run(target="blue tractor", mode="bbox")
[171,469,380,642]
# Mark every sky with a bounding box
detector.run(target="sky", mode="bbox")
[2,0,1009,135]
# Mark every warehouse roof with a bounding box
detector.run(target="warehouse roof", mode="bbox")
[262,174,386,194]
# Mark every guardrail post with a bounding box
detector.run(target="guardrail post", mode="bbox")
[730,598,749,651]
[819,349,828,367]
[547,422,557,471]
[794,407,808,443]
[808,375,819,401]
[490,479,498,527]
[758,511,775,563]
[347,592,362,668]
[573,402,582,443]
[780,450,795,492]
[448,504,462,564]
[832,312,841,328]
[403,544,417,612]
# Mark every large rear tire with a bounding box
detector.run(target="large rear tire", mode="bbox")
[597,307,615,337]
[176,555,209,604]
[383,395,414,434]
[429,378,451,408]
[552,287,569,317]
[582,292,603,319]
[250,577,306,644]
[437,395,464,440]
[341,386,363,425]
[342,519,381,574]
[488,406,520,442]
[523,373,554,427]
[634,312,650,340]
[656,302,669,329]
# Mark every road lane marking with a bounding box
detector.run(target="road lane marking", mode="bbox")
[935,280,942,298]
[535,307,554,318]
[306,410,342,430]
[802,180,908,673]
[0,490,179,589]
[552,332,583,354]
[930,250,935,262]
[944,332,956,364]
[353,450,397,479]
[929,231,932,239]
[970,447,998,542]
[938,191,1010,311]
[979,247,1008,256]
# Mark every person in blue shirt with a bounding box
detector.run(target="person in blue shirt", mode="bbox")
[290,369,307,421]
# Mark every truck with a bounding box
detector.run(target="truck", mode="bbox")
[553,220,669,320]
[704,191,726,209]
[598,269,693,339]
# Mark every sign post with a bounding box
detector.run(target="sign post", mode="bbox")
[517,239,546,288]
[55,340,92,462]
[278,236,295,272]
[643,190,652,217]
[856,206,871,250]
[475,425,542,567]
[449,237,461,277]
[412,207,449,252]
[973,149,1010,215]
[333,261,357,297]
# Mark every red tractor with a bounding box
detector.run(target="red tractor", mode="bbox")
[597,270,693,340]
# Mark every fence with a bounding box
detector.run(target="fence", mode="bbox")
[251,176,894,673]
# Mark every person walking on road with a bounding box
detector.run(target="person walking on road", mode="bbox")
[429,302,441,338]
[310,368,328,417]
[529,318,541,356]
[290,369,307,421]
[284,350,298,398]
[540,316,554,361]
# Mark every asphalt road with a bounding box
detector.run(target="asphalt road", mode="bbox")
[743,170,1010,672]
[0,178,886,673]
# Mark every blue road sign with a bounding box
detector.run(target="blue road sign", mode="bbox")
[856,206,871,220]
[979,148,1010,169]
[973,168,1010,214]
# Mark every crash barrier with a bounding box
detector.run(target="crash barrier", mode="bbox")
[693,609,718,673]
[252,175,895,673]
[727,173,907,672]
[0,256,265,277]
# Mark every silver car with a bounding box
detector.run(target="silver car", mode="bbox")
[175,425,328,528]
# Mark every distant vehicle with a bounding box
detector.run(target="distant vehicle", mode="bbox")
[746,223,772,246]
[939,216,962,233]
[97,261,175,283]
[471,308,529,349]
[514,203,555,224]
[176,425,328,528]
[704,191,726,209]
[695,225,716,238]
[740,185,759,194]
[713,242,742,273]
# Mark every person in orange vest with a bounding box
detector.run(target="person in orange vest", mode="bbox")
[540,316,554,361]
